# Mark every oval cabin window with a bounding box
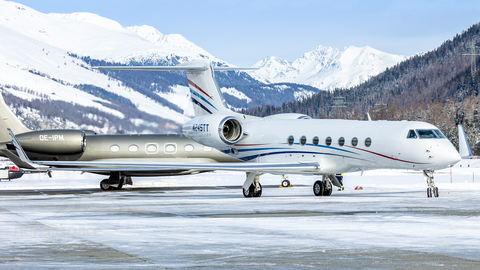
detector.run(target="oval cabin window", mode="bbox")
[312,136,319,146]
[300,136,307,146]
[110,145,120,152]
[351,137,358,147]
[203,146,213,151]
[325,137,332,146]
[128,145,138,152]
[287,135,294,145]
[338,137,345,146]
[165,144,176,153]
[146,144,158,153]
[365,137,372,147]
[184,144,194,152]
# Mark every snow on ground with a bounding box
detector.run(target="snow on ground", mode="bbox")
[1,165,480,268]
[220,87,252,103]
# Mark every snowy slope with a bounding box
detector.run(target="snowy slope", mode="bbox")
[0,0,220,133]
[0,1,224,64]
[250,45,407,90]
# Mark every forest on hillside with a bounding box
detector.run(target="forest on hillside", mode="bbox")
[245,23,480,154]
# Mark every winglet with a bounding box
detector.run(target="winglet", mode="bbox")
[458,125,473,159]
[7,128,34,164]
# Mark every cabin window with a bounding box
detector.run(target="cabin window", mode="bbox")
[433,129,446,138]
[312,136,319,146]
[338,137,345,146]
[146,143,158,154]
[164,144,176,154]
[300,136,307,146]
[287,135,294,145]
[416,129,437,139]
[351,137,358,147]
[365,137,372,147]
[407,130,417,139]
[203,146,213,151]
[184,144,194,152]
[110,145,120,152]
[325,136,332,146]
[128,145,138,152]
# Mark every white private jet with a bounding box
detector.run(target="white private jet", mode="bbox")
[8,60,461,198]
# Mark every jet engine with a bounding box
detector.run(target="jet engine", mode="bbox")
[14,130,89,155]
[182,115,244,149]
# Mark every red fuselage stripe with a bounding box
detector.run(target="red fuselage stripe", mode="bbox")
[344,145,429,164]
[188,79,214,100]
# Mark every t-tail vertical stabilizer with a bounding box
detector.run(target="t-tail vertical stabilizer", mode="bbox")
[458,125,473,158]
[180,61,233,117]
[0,92,32,142]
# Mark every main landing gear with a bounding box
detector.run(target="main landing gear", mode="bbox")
[313,175,333,196]
[281,174,291,187]
[243,171,262,198]
[424,170,439,198]
[100,173,133,191]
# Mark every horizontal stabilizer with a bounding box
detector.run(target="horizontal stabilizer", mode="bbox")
[0,149,36,169]
[91,65,257,72]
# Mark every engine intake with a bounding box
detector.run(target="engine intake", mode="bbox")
[220,117,243,144]
[182,115,244,148]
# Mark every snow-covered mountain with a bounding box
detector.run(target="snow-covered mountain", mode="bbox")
[0,0,409,134]
[250,45,407,90]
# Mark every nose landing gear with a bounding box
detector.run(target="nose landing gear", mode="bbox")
[424,170,439,198]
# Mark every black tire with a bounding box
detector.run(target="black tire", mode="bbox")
[313,180,324,196]
[427,188,432,198]
[253,183,262,197]
[282,180,290,187]
[243,185,254,198]
[434,187,439,197]
[100,179,111,191]
[114,180,124,190]
[323,180,333,196]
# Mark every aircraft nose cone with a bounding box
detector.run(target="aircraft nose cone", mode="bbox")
[444,146,462,166]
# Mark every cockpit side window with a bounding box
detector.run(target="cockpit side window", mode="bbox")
[407,130,417,139]
[433,129,446,138]
[416,129,437,139]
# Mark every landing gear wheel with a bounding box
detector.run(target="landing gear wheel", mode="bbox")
[100,179,112,191]
[243,183,262,198]
[281,180,291,187]
[114,179,124,190]
[323,179,333,196]
[313,180,324,196]
[253,183,262,197]
[243,185,253,198]
[424,170,439,198]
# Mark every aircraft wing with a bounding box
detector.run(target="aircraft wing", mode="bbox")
[5,128,320,174]
[32,160,320,173]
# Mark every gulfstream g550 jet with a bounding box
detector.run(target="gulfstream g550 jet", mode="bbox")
[9,60,461,198]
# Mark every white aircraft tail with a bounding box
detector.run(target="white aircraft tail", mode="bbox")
[458,125,473,158]
[0,92,32,142]
[180,61,233,116]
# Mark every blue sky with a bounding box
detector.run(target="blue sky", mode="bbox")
[11,0,480,66]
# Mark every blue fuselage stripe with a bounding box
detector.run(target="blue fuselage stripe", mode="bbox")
[190,90,218,111]
[191,97,212,114]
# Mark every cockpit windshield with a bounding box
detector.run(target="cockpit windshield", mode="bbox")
[410,129,446,139]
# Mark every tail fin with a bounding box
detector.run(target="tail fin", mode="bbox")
[181,60,232,116]
[458,125,473,158]
[0,92,32,142]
